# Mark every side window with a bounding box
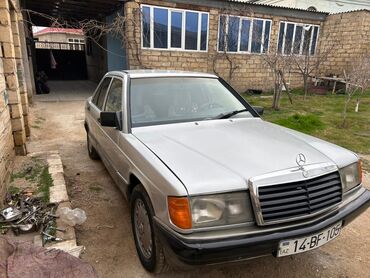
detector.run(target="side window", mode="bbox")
[104,78,123,112]
[92,77,112,110]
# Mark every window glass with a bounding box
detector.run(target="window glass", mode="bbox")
[218,16,270,53]
[310,26,319,55]
[185,12,199,50]
[263,20,271,52]
[284,23,295,54]
[240,19,251,51]
[278,22,285,54]
[293,25,303,54]
[278,22,319,56]
[171,11,182,48]
[200,14,208,51]
[154,8,168,48]
[302,28,311,54]
[142,6,151,47]
[141,5,208,51]
[130,78,250,127]
[227,16,240,52]
[251,19,263,53]
[93,77,112,110]
[218,15,227,52]
[105,79,123,112]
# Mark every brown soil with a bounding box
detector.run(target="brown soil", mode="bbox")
[27,96,370,278]
[6,154,48,198]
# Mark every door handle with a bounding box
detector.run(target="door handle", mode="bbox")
[87,106,90,111]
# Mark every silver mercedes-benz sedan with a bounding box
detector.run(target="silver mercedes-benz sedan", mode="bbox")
[84,70,370,273]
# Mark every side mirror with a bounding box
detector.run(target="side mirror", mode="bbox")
[100,111,122,129]
[252,106,264,116]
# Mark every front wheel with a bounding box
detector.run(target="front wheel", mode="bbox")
[130,185,168,273]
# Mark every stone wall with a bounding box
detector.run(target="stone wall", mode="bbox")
[124,0,324,92]
[0,0,31,196]
[318,10,370,77]
[0,52,15,199]
[0,2,14,197]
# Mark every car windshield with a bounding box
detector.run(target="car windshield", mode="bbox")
[130,77,253,127]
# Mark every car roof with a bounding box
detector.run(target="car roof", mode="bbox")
[107,70,218,79]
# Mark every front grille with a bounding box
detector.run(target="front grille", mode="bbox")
[258,171,342,224]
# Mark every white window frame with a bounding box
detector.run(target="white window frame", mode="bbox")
[217,14,272,54]
[277,21,320,56]
[141,4,209,52]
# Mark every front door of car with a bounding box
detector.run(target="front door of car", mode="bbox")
[101,77,130,188]
[89,76,112,158]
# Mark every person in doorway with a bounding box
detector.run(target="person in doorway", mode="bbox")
[35,71,50,94]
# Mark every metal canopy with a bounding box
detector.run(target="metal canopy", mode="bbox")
[23,0,121,25]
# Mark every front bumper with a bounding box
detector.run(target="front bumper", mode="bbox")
[155,189,370,266]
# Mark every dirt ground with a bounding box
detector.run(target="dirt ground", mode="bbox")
[27,88,370,278]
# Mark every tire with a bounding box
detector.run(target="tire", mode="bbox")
[87,132,100,160]
[130,185,168,273]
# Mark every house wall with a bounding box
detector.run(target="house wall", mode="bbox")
[318,10,370,76]
[124,0,324,92]
[34,32,84,43]
[0,0,32,197]
[0,47,15,199]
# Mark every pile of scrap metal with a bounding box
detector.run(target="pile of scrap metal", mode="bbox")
[0,192,61,244]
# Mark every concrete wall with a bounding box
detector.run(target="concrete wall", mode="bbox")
[124,0,324,92]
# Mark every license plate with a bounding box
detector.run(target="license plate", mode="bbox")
[277,222,342,257]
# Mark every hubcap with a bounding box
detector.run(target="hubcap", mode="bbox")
[134,199,152,259]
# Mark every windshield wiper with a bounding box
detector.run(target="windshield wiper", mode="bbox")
[215,109,249,119]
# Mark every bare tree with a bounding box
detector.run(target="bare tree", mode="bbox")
[290,29,339,100]
[351,54,370,113]
[215,6,293,110]
[261,51,294,110]
[341,54,370,127]
[212,5,254,82]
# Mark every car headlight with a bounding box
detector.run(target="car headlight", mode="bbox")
[190,191,254,228]
[339,160,362,192]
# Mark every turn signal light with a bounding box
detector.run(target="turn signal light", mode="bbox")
[168,197,192,229]
[358,160,363,183]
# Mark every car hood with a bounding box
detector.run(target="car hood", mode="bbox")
[132,118,358,195]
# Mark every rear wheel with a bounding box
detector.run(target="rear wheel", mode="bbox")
[87,132,99,160]
[131,185,168,273]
